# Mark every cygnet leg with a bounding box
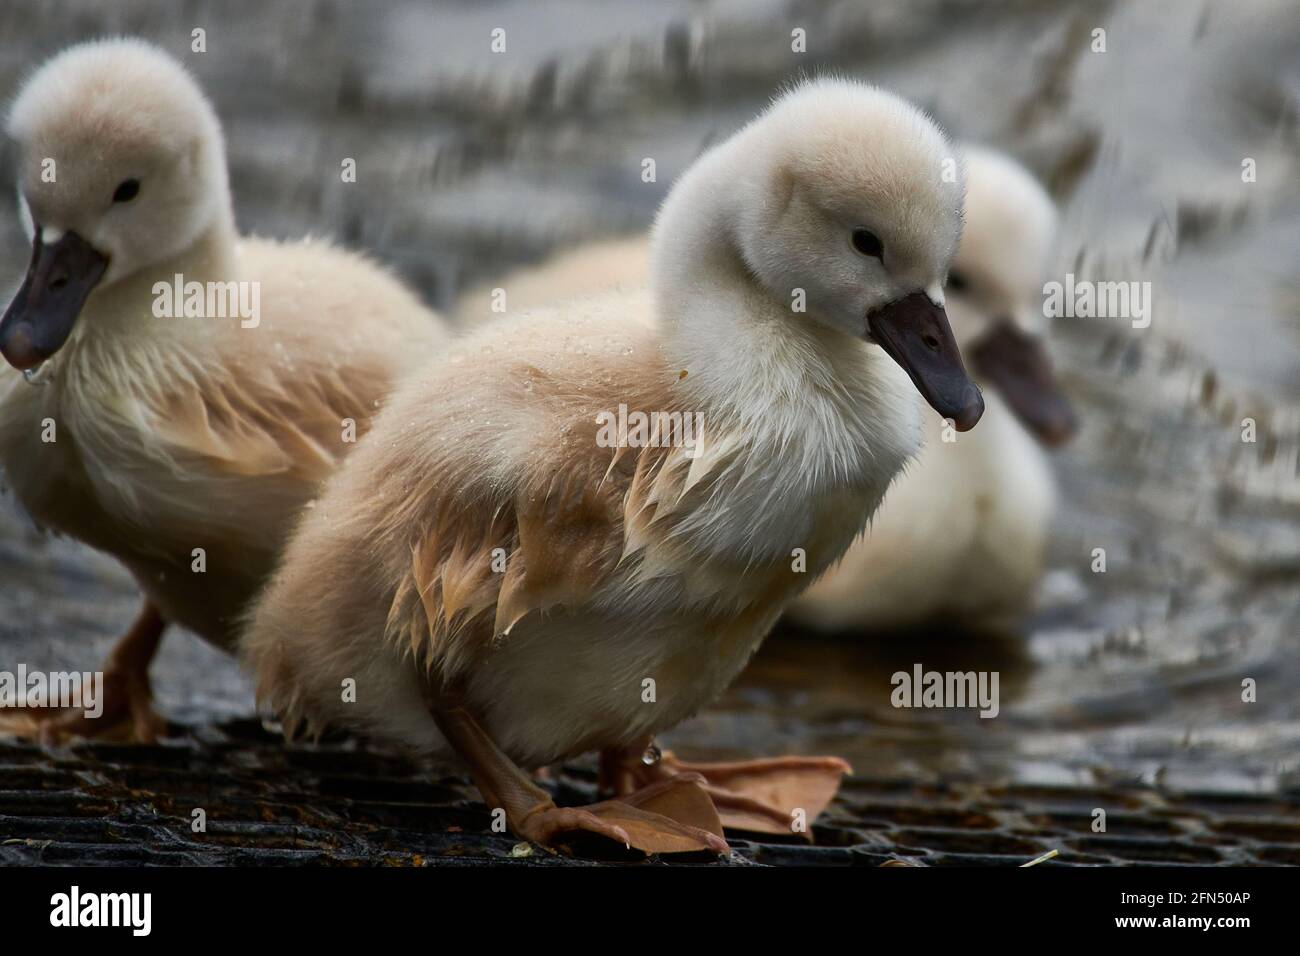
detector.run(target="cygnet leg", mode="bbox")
[0,600,168,744]
[432,704,728,855]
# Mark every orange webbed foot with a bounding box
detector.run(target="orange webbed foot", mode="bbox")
[524,776,728,855]
[603,741,850,840]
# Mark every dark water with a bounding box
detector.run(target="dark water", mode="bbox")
[0,0,1297,798]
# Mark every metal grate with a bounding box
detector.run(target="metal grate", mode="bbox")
[2,719,1296,866]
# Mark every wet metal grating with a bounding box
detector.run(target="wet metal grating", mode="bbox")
[1,719,1297,867]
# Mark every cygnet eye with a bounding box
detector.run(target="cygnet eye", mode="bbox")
[851,228,884,260]
[112,179,140,203]
[946,270,970,293]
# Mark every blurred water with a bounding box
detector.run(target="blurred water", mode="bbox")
[0,0,1296,796]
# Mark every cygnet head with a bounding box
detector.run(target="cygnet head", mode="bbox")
[945,145,1076,445]
[1,38,232,369]
[662,77,983,430]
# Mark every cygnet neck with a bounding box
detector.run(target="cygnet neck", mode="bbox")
[644,135,923,502]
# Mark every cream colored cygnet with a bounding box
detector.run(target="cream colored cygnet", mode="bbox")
[0,39,449,742]
[243,78,983,853]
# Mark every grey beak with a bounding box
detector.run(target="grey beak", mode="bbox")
[866,292,984,431]
[0,229,109,370]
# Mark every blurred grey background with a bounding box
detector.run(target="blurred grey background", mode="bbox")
[0,0,1297,795]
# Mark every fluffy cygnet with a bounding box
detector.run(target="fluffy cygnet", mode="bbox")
[243,78,980,853]
[0,39,449,742]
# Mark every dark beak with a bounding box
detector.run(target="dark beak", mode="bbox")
[967,321,1077,447]
[0,229,109,370]
[866,292,984,431]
